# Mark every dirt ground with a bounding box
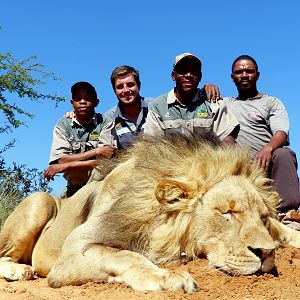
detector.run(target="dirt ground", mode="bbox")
[0,246,299,300]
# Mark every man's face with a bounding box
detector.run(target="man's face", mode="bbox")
[71,89,98,118]
[172,60,202,95]
[114,74,140,106]
[231,59,260,91]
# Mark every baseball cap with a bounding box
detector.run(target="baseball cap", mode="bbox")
[71,81,97,98]
[173,53,202,70]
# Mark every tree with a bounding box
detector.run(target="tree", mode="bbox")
[0,52,65,226]
[0,52,65,133]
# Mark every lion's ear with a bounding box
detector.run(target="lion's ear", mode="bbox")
[155,179,196,212]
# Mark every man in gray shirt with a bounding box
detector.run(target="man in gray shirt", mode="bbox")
[223,55,300,213]
[144,53,239,145]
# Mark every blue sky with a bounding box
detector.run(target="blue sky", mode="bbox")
[1,0,300,196]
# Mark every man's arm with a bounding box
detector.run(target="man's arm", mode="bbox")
[143,108,165,135]
[44,160,97,181]
[254,131,287,170]
[44,146,116,180]
[58,146,116,163]
[211,101,240,144]
[98,121,118,147]
[220,130,238,146]
[255,97,289,170]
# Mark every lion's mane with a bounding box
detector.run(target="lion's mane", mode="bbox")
[90,131,279,264]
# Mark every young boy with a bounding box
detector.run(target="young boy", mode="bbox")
[44,81,116,197]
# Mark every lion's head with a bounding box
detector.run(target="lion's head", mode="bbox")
[153,174,278,275]
[92,131,285,275]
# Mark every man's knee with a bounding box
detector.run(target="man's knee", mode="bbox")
[272,147,297,166]
[271,147,300,212]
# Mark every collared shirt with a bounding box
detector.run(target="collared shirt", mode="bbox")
[144,88,239,141]
[49,113,105,186]
[223,94,290,155]
[99,97,150,149]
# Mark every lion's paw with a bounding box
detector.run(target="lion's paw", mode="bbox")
[1,263,35,281]
[162,271,198,292]
[121,270,198,292]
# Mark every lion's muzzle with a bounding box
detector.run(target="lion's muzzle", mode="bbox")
[248,247,275,273]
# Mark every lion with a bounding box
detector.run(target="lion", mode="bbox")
[0,131,300,293]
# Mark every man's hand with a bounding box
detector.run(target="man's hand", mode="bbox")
[95,146,118,158]
[44,164,68,180]
[254,146,273,171]
[65,111,75,119]
[203,83,221,102]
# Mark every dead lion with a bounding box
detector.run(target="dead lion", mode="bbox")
[0,132,300,292]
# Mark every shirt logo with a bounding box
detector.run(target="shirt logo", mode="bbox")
[247,112,263,121]
[90,131,99,139]
[197,109,208,117]
[165,112,170,118]
[115,122,123,127]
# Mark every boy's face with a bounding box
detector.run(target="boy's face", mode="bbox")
[70,89,99,119]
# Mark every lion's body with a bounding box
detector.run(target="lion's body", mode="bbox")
[1,132,300,292]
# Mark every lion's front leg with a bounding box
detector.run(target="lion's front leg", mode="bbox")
[103,249,198,292]
[0,192,59,280]
[47,226,197,292]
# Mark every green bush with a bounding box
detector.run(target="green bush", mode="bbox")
[0,181,22,228]
[0,157,52,228]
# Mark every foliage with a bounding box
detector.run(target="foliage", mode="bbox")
[0,156,52,228]
[0,52,62,227]
[0,52,65,133]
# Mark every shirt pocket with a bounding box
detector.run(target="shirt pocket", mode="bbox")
[193,117,214,129]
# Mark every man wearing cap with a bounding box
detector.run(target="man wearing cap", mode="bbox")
[144,53,239,144]
[44,81,117,197]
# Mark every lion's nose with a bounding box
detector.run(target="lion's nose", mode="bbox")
[248,247,275,272]
[248,247,273,259]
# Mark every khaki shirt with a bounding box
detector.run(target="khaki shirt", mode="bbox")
[49,113,105,186]
[144,88,239,141]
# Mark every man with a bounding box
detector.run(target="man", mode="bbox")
[99,64,221,148]
[144,53,239,145]
[223,55,300,213]
[98,66,150,149]
[44,81,116,197]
